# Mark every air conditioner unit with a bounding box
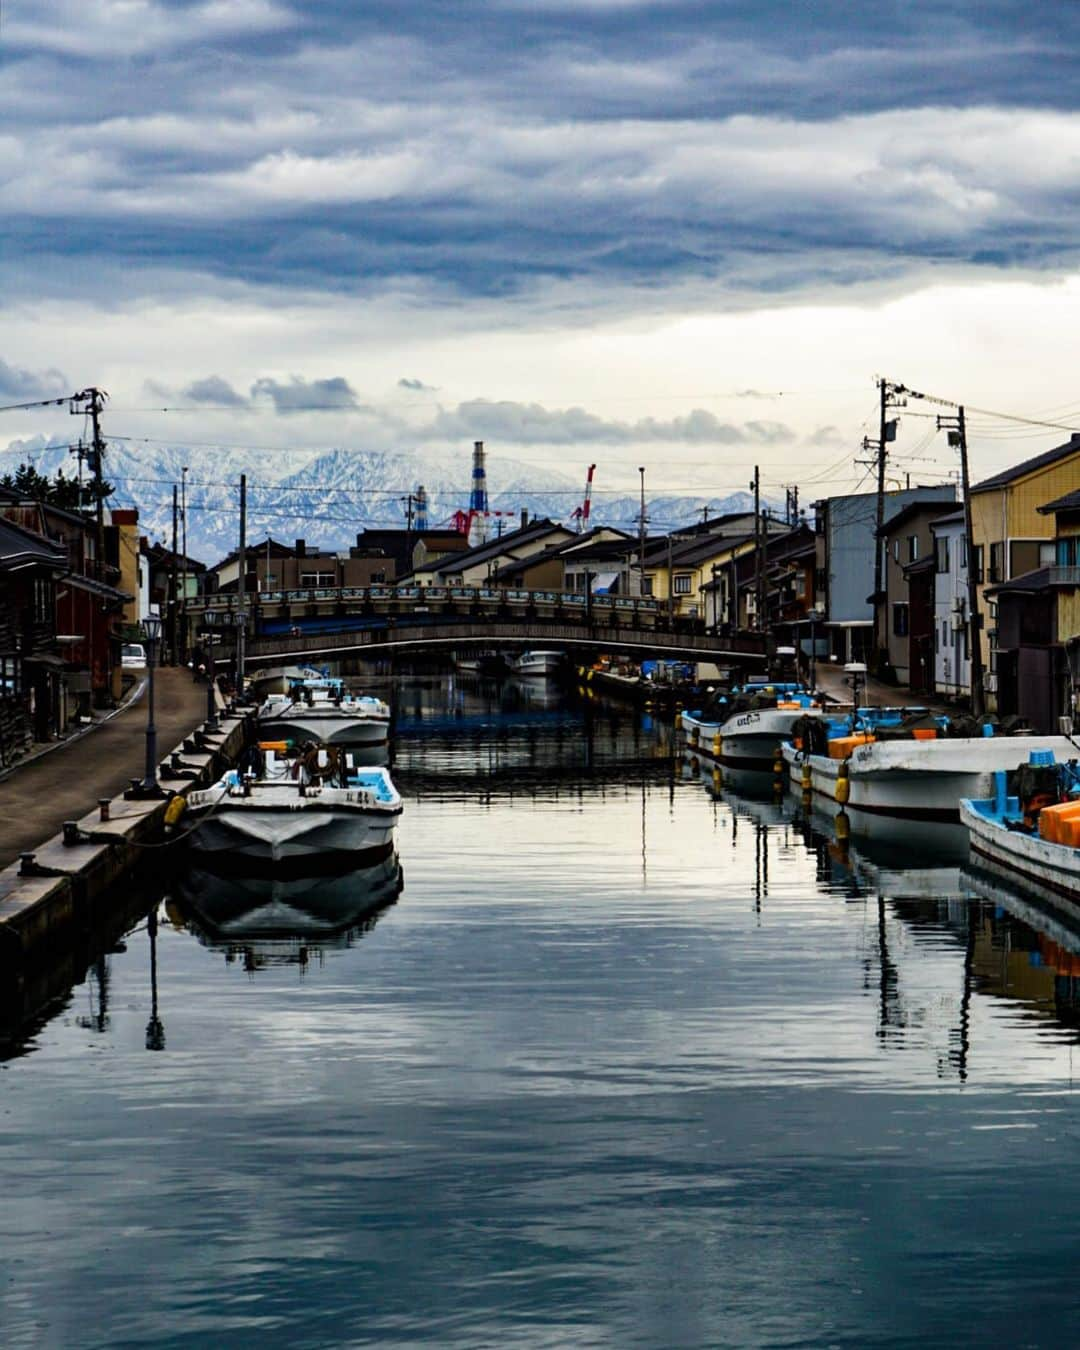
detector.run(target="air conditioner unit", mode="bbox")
[984,672,998,693]
[950,612,964,632]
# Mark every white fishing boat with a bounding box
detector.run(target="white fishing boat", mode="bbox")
[787,730,1077,824]
[682,682,821,772]
[177,750,403,873]
[961,753,1080,900]
[257,675,391,745]
[248,664,325,698]
[512,650,564,676]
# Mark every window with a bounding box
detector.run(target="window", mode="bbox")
[673,574,692,595]
[370,570,387,584]
[970,544,983,584]
[892,539,900,562]
[961,536,968,568]
[907,535,919,563]
[641,576,653,596]
[1041,541,1058,566]
[893,602,909,637]
[988,541,1004,584]
[0,655,20,698]
[33,579,51,623]
[300,570,336,587]
[935,536,950,573]
[1057,537,1078,567]
[942,621,949,648]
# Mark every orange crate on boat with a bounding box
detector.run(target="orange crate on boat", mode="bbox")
[828,733,874,759]
[1039,800,1080,843]
[911,728,937,740]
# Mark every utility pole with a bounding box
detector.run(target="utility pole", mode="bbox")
[938,406,985,717]
[637,467,648,598]
[752,465,764,632]
[180,465,189,663]
[71,387,108,577]
[170,485,179,665]
[237,473,247,696]
[859,379,903,669]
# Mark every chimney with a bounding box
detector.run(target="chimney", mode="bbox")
[295,538,306,557]
[520,508,529,529]
[470,441,488,514]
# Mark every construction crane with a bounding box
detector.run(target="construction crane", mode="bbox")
[572,464,597,532]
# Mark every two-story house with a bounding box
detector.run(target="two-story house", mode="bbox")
[877,496,958,686]
[929,510,971,700]
[0,516,68,760]
[970,433,1080,704]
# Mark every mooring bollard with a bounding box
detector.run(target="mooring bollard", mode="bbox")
[99,798,111,822]
[62,821,80,847]
[19,852,36,876]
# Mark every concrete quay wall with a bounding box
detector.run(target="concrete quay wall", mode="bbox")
[0,714,247,960]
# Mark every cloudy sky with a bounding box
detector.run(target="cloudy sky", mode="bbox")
[3,0,1080,507]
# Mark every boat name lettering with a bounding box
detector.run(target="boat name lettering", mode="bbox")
[735,712,761,728]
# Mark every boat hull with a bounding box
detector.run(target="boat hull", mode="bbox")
[961,797,1080,900]
[684,707,809,772]
[784,735,1077,824]
[513,650,564,676]
[257,711,389,745]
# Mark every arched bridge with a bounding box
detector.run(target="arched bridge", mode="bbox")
[186,584,767,668]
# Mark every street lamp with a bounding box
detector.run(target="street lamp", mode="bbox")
[204,610,219,729]
[234,608,247,702]
[139,611,164,796]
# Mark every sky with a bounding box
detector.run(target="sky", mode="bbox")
[3,0,1080,509]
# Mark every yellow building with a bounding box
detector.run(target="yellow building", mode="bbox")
[641,530,758,624]
[969,432,1080,704]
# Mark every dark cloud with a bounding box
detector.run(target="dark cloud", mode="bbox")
[398,378,437,391]
[250,376,363,413]
[0,357,70,402]
[428,399,795,445]
[3,1,1080,305]
[182,376,248,406]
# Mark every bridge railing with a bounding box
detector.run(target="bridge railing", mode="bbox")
[187,584,663,625]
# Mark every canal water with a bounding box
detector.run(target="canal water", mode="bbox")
[4,671,1080,1347]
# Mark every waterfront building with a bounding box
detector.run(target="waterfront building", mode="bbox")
[877,496,958,688]
[987,487,1080,733]
[969,432,1080,705]
[930,510,971,700]
[813,486,958,664]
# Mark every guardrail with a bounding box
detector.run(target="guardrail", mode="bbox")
[187,585,662,621]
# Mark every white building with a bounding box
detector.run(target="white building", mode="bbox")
[930,510,970,699]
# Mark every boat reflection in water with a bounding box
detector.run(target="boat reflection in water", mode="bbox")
[171,848,404,971]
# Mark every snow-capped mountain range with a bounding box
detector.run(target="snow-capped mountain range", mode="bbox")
[1,435,773,564]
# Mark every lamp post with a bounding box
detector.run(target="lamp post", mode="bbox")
[809,604,824,692]
[234,607,247,702]
[140,611,163,796]
[204,610,219,729]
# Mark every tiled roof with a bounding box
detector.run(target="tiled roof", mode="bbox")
[972,433,1080,494]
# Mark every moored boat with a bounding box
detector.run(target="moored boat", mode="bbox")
[961,752,1080,900]
[257,674,391,745]
[177,746,403,874]
[512,650,564,676]
[788,721,1077,826]
[682,681,821,772]
[248,663,326,699]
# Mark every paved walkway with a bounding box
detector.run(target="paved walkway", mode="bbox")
[813,661,954,715]
[0,667,212,869]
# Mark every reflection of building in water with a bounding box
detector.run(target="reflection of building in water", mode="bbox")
[391,672,677,798]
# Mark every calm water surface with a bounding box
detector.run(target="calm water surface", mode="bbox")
[3,672,1080,1348]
